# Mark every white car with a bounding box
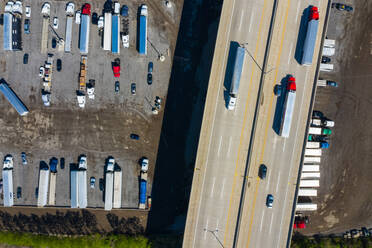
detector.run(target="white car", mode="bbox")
[122,34,129,48]
[41,2,50,16]
[65,2,75,15]
[141,157,149,172]
[53,17,59,29]
[79,155,87,169]
[75,10,81,24]
[25,6,31,17]
[97,16,104,29]
[39,66,45,77]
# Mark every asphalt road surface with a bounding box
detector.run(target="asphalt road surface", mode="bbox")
[182,0,275,247]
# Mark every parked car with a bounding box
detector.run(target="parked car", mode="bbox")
[148,62,153,73]
[90,177,96,188]
[121,5,129,17]
[321,56,331,63]
[23,53,29,64]
[21,152,27,165]
[131,83,136,95]
[17,187,22,199]
[147,62,153,85]
[52,38,57,49]
[266,194,274,208]
[313,110,324,119]
[147,73,153,85]
[326,80,338,87]
[92,12,98,24]
[25,6,31,17]
[99,178,104,191]
[39,66,45,77]
[332,3,353,12]
[24,19,30,34]
[60,158,65,169]
[53,17,59,29]
[56,59,62,71]
[140,157,149,172]
[130,133,139,140]
[115,81,120,92]
[259,164,267,179]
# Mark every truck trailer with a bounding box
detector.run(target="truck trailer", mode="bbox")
[280,76,296,138]
[113,168,122,208]
[308,127,332,135]
[299,180,319,187]
[138,5,147,55]
[2,155,14,207]
[302,165,320,172]
[0,82,29,116]
[303,157,321,164]
[301,172,320,178]
[296,203,317,211]
[301,6,319,65]
[103,12,112,51]
[104,158,115,211]
[311,118,335,127]
[227,46,245,110]
[298,189,317,196]
[306,141,329,149]
[139,171,147,209]
[305,148,322,156]
[64,16,73,52]
[79,4,91,54]
[112,14,120,54]
[37,166,50,207]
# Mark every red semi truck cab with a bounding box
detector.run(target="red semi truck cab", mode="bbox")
[287,76,296,91]
[309,6,319,21]
[82,3,91,15]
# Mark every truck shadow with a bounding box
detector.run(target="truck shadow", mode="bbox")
[223,41,240,108]
[294,7,310,64]
[272,76,289,135]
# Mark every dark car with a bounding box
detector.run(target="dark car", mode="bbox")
[52,38,57,48]
[266,194,274,208]
[35,187,39,198]
[313,110,324,119]
[274,85,282,96]
[326,80,338,87]
[361,227,369,237]
[99,178,104,191]
[131,83,136,95]
[259,164,267,179]
[23,53,29,64]
[321,56,331,63]
[115,81,120,92]
[60,158,65,169]
[147,73,153,85]
[332,3,353,12]
[121,5,129,17]
[130,133,140,140]
[148,62,153,73]
[92,12,98,24]
[21,152,27,165]
[50,157,58,173]
[56,59,62,71]
[24,19,30,34]
[17,187,22,199]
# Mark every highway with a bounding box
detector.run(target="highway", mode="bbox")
[183,0,329,247]
[182,0,275,247]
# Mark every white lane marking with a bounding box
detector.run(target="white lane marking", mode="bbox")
[211,177,216,197]
[295,1,301,24]
[272,136,279,151]
[248,12,255,33]
[287,42,294,65]
[216,219,219,229]
[238,10,245,31]
[204,219,209,240]
[282,139,287,152]
[217,136,223,156]
[269,213,274,234]
[266,167,272,190]
[227,136,233,156]
[259,212,265,232]
[193,0,237,244]
[275,171,281,193]
[220,178,226,199]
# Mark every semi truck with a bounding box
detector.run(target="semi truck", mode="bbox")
[79,3,91,54]
[280,76,296,137]
[103,12,112,50]
[296,203,317,211]
[37,166,50,207]
[301,172,320,178]
[113,168,122,208]
[138,5,148,55]
[301,6,319,65]
[112,14,120,54]
[299,180,319,187]
[227,46,245,110]
[139,171,147,209]
[104,158,115,211]
[303,156,321,164]
[302,165,320,172]
[311,118,335,127]
[3,155,14,207]
[64,2,74,52]
[298,189,317,196]
[306,141,329,149]
[320,63,334,72]
[308,127,332,135]
[305,148,322,156]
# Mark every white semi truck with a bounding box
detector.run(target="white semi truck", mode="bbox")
[227,46,245,110]
[104,158,115,211]
[280,76,296,138]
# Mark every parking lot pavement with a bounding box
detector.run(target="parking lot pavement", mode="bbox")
[0,0,180,209]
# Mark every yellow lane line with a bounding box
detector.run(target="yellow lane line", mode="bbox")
[246,0,292,247]
[222,0,269,245]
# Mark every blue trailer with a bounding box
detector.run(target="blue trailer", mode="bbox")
[111,15,120,54]
[79,4,91,54]
[138,5,148,55]
[301,6,319,66]
[139,172,147,209]
[0,81,28,116]
[3,13,12,51]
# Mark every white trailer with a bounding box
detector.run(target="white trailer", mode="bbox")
[320,63,334,72]
[48,173,56,205]
[303,157,321,164]
[324,39,335,48]
[309,127,322,135]
[64,16,73,52]
[103,12,112,50]
[37,168,50,207]
[305,148,322,156]
[70,170,78,208]
[296,203,318,211]
[317,80,327,87]
[322,47,335,56]
[280,76,296,138]
[78,170,87,208]
[113,169,122,209]
[298,189,317,197]
[301,172,320,178]
[104,158,115,211]
[299,180,319,187]
[2,169,13,207]
[302,165,320,172]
